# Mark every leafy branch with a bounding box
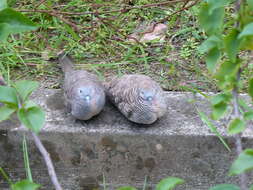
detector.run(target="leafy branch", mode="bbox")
[198,0,253,189]
[0,1,63,189]
[0,79,63,190]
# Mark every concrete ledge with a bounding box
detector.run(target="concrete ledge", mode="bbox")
[0,89,252,190]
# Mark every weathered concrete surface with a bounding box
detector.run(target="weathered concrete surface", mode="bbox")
[0,89,253,190]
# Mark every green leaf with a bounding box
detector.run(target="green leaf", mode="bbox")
[211,102,228,120]
[0,8,38,41]
[243,111,253,120]
[11,179,40,190]
[0,0,8,11]
[250,184,253,190]
[241,36,253,50]
[207,0,232,14]
[211,93,231,120]
[215,60,240,89]
[238,22,253,39]
[209,184,240,190]
[116,187,138,190]
[228,118,246,135]
[248,0,253,10]
[14,80,39,101]
[239,98,252,112]
[198,110,231,151]
[198,36,222,72]
[198,35,221,54]
[210,93,231,105]
[216,60,240,77]
[18,106,45,134]
[206,47,221,72]
[199,3,225,35]
[224,29,241,63]
[249,78,253,99]
[155,177,184,190]
[24,100,37,109]
[229,149,253,175]
[0,86,18,106]
[0,105,16,122]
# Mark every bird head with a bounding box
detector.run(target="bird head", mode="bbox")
[71,83,105,120]
[130,83,167,124]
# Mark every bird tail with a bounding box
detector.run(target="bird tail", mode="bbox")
[58,51,74,73]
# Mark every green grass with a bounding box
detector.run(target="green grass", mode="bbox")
[1,0,252,91]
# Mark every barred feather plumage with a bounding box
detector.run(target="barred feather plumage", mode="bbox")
[105,74,167,124]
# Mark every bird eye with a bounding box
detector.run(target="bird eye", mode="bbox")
[85,95,91,101]
[139,90,153,101]
[146,96,153,101]
[79,89,83,93]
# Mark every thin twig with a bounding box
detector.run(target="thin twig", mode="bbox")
[124,0,193,9]
[95,14,145,46]
[18,0,197,38]
[139,0,200,36]
[232,0,248,189]
[182,0,190,8]
[17,62,42,67]
[20,5,80,33]
[19,0,194,15]
[160,0,200,23]
[43,3,81,33]
[49,12,80,32]
[34,0,47,9]
[94,0,199,45]
[232,89,242,155]
[31,132,63,190]
[232,70,248,190]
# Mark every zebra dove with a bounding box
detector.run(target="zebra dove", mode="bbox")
[58,53,105,120]
[106,74,167,124]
